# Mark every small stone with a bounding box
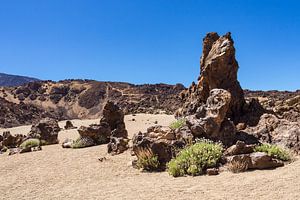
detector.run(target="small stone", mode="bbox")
[206,168,219,176]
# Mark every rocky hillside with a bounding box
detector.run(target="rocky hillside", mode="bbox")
[0,97,61,128]
[0,80,185,127]
[0,73,39,87]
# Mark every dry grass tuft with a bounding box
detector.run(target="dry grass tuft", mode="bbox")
[135,147,160,171]
[227,160,249,173]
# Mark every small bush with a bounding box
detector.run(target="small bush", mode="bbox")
[228,160,249,173]
[254,143,290,161]
[20,139,40,149]
[169,118,186,130]
[71,137,95,149]
[136,147,160,171]
[167,139,223,177]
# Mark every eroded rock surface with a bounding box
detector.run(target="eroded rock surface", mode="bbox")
[179,32,245,122]
[132,125,193,169]
[27,118,61,145]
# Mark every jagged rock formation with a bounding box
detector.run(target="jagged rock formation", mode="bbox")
[179,32,245,122]
[0,80,185,128]
[185,89,236,146]
[178,32,300,153]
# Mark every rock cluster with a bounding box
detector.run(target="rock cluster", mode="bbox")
[177,32,300,154]
[132,125,193,169]
[185,89,236,146]
[0,131,25,152]
[63,101,129,154]
[27,118,61,145]
[244,114,300,153]
[226,141,284,170]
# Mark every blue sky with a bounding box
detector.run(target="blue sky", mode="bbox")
[0,0,299,91]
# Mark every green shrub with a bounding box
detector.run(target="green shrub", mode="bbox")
[136,147,160,171]
[167,139,223,177]
[71,137,95,149]
[254,143,290,161]
[169,118,186,130]
[20,139,40,149]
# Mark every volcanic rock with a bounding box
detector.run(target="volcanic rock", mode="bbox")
[132,125,193,169]
[185,89,236,146]
[179,32,245,122]
[1,131,25,148]
[244,113,300,153]
[227,152,284,170]
[107,137,129,155]
[27,118,61,145]
[225,141,255,156]
[77,123,111,144]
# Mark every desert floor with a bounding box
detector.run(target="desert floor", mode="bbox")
[0,114,299,200]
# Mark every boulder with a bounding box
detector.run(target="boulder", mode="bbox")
[227,152,284,170]
[107,137,129,155]
[27,118,61,145]
[78,123,111,144]
[225,141,255,156]
[101,101,128,138]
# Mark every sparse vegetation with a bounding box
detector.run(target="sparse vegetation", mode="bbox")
[228,160,249,173]
[169,118,186,130]
[136,147,160,171]
[71,137,95,149]
[167,139,223,177]
[20,139,40,149]
[254,143,290,161]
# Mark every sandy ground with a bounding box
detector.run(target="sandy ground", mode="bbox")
[0,114,299,200]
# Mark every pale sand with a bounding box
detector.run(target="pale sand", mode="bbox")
[0,114,299,200]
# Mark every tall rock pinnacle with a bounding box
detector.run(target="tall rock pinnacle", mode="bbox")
[179,32,245,122]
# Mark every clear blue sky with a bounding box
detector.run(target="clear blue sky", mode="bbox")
[0,0,299,91]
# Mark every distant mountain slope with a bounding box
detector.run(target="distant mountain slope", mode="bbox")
[0,73,40,87]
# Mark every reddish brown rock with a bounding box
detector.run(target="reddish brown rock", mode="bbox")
[179,32,245,122]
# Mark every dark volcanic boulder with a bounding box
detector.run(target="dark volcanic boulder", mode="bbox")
[77,123,111,144]
[179,32,245,122]
[1,131,25,148]
[28,118,61,145]
[101,101,128,138]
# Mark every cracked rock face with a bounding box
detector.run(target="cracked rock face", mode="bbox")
[185,89,236,146]
[179,32,245,122]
